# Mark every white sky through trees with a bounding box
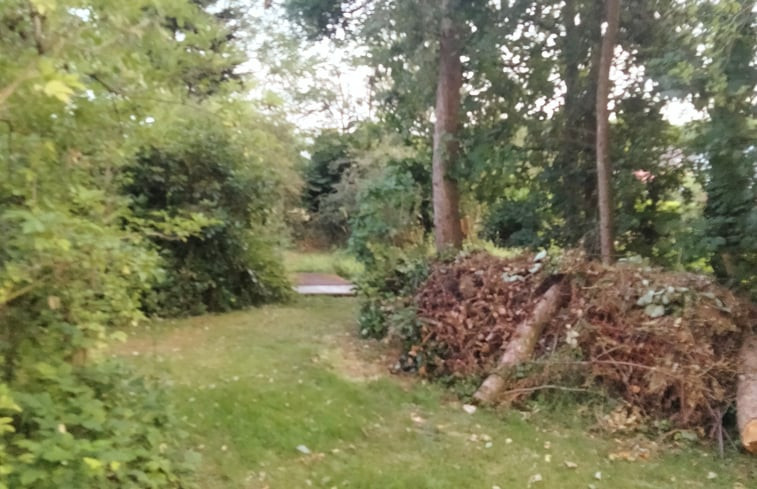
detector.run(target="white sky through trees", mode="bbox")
[238,0,703,131]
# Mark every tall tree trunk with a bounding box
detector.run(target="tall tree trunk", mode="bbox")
[595,0,620,264]
[550,0,602,248]
[431,0,464,253]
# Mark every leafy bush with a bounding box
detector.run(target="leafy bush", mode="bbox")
[0,1,288,487]
[349,167,427,263]
[298,124,432,249]
[126,117,293,316]
[0,196,193,489]
[481,198,550,248]
[355,246,430,340]
[2,361,195,489]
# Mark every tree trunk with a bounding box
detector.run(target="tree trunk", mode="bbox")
[595,0,620,264]
[550,0,603,248]
[473,280,565,404]
[738,335,757,453]
[431,0,464,253]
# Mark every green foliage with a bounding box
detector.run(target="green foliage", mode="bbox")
[349,167,427,263]
[299,122,431,249]
[303,129,354,214]
[355,247,430,339]
[125,112,294,316]
[284,0,345,40]
[300,129,355,244]
[481,198,551,249]
[0,0,299,486]
[693,1,757,296]
[283,250,364,280]
[2,361,195,489]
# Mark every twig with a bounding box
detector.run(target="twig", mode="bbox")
[30,2,45,55]
[716,412,724,458]
[531,359,680,376]
[0,68,35,111]
[0,283,39,310]
[501,384,594,396]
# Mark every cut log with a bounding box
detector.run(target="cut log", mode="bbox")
[473,279,565,404]
[737,334,757,453]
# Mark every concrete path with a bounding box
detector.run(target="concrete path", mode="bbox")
[294,273,355,296]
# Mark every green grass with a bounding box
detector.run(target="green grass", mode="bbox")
[283,250,364,280]
[122,297,755,489]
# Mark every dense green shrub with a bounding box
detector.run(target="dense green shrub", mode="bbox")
[480,198,551,248]
[355,246,430,339]
[303,129,354,214]
[126,117,293,316]
[2,361,194,489]
[0,184,193,489]
[348,167,427,263]
[298,124,432,249]
[0,0,289,486]
[299,130,355,245]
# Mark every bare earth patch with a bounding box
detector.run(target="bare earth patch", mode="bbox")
[319,333,399,382]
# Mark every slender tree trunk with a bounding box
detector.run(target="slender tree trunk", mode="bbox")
[431,0,464,253]
[738,335,757,453]
[595,0,620,264]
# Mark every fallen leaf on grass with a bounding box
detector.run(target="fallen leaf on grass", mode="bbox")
[410,413,426,424]
[527,473,543,486]
[608,448,650,462]
[300,453,325,464]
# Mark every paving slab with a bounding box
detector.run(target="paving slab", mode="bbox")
[294,273,355,296]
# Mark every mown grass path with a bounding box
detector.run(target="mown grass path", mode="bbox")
[121,297,754,489]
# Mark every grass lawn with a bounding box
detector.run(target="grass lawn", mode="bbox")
[120,297,754,489]
[283,250,363,280]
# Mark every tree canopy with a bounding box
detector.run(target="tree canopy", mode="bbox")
[285,0,756,295]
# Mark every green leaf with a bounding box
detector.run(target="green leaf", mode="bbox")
[41,445,72,463]
[83,457,103,471]
[42,80,75,103]
[0,417,15,434]
[19,468,46,485]
[29,0,56,15]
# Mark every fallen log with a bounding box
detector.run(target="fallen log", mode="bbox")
[737,334,757,453]
[473,278,565,404]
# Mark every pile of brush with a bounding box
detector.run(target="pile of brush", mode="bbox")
[404,251,756,445]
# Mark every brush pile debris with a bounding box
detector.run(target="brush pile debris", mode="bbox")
[407,251,755,432]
